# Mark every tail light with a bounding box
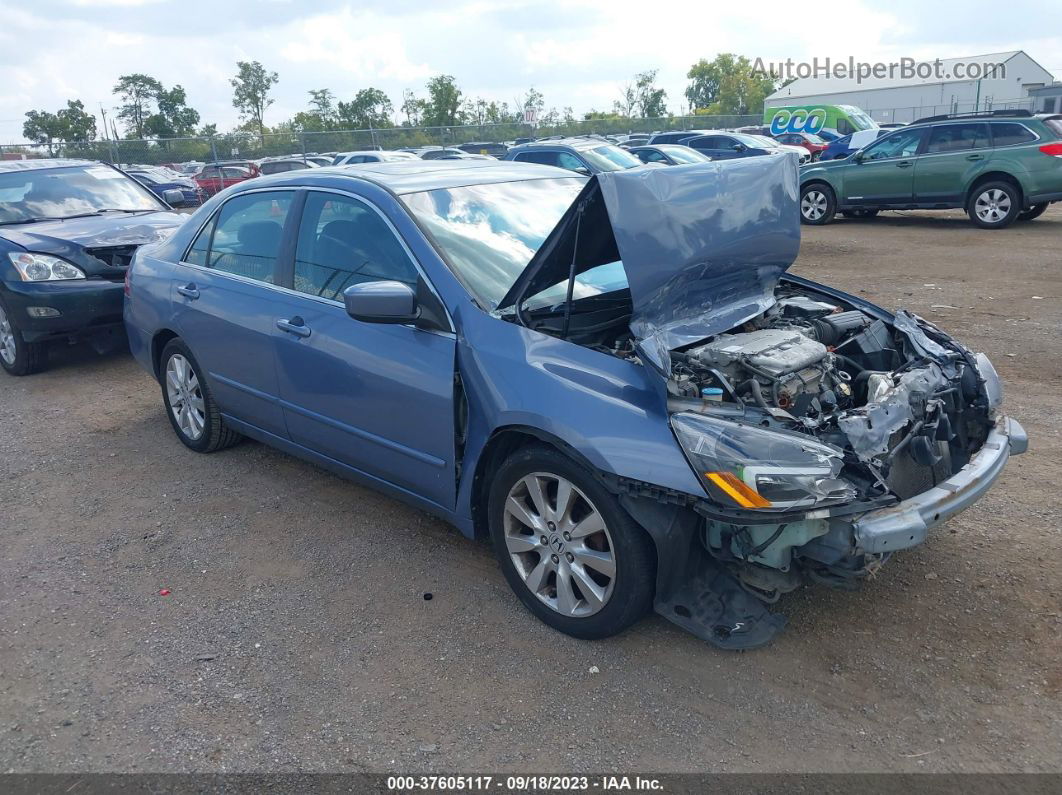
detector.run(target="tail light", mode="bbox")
[1039,142,1062,157]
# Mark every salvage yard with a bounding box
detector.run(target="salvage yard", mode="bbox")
[1,207,1060,774]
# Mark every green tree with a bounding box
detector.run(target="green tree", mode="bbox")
[521,86,545,118]
[336,88,394,129]
[23,100,97,154]
[422,75,463,127]
[401,89,425,126]
[685,54,776,115]
[230,60,279,143]
[615,82,637,117]
[145,85,200,139]
[113,73,163,138]
[635,70,667,117]
[307,89,337,128]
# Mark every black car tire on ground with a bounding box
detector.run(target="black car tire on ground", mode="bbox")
[488,445,655,640]
[0,297,47,376]
[1017,203,1049,222]
[799,183,837,225]
[159,338,242,453]
[966,181,1021,229]
[841,209,880,219]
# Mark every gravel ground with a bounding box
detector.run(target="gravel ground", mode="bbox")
[1,206,1060,774]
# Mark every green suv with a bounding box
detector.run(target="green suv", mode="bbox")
[798,111,1062,229]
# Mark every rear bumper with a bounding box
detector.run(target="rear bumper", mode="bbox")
[851,416,1026,554]
[0,278,125,342]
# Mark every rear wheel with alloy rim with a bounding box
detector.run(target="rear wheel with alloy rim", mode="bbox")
[799,183,836,225]
[159,338,241,453]
[967,181,1020,229]
[1017,203,1048,221]
[488,446,655,639]
[0,299,46,376]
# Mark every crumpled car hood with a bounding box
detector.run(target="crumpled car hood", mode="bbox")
[0,211,183,252]
[498,156,801,372]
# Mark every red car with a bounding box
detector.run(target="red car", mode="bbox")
[773,132,829,160]
[193,161,260,197]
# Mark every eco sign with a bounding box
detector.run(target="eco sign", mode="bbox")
[769,108,826,135]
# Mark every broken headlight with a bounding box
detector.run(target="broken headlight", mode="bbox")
[973,352,1003,409]
[671,412,858,511]
[8,252,85,282]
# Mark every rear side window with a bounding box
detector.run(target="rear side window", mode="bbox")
[991,123,1037,147]
[292,192,419,301]
[926,123,989,153]
[1046,118,1062,137]
[184,191,293,283]
[514,151,560,167]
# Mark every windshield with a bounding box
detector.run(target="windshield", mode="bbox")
[402,177,586,308]
[804,133,826,144]
[750,135,783,148]
[0,165,162,224]
[658,146,709,164]
[580,145,642,172]
[839,105,876,131]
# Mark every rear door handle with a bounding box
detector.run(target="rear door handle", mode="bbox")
[966,153,984,161]
[176,283,199,299]
[276,317,311,338]
[896,160,914,168]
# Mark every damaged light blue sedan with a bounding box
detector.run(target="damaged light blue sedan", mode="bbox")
[124,156,1026,649]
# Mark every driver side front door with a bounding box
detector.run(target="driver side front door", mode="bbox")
[841,127,927,205]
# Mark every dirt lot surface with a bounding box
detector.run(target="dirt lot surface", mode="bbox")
[2,207,1060,774]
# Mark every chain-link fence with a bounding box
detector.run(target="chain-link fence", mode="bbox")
[0,114,762,167]
[863,97,1035,124]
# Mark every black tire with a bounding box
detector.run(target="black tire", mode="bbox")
[799,183,837,225]
[0,297,47,376]
[1017,203,1048,222]
[966,180,1021,229]
[841,209,880,219]
[158,338,241,453]
[487,445,655,640]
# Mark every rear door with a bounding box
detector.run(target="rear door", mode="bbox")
[686,135,736,159]
[271,189,457,510]
[913,122,990,203]
[171,189,298,438]
[841,126,927,205]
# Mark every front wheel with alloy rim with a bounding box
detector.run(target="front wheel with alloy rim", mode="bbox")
[488,446,655,639]
[799,183,836,225]
[967,181,1020,229]
[1017,203,1048,222]
[0,299,46,376]
[159,338,241,453]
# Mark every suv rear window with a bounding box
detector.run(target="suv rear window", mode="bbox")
[991,123,1037,147]
[1045,118,1062,138]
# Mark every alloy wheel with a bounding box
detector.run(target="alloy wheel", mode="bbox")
[0,304,16,366]
[165,354,206,441]
[502,472,616,618]
[801,190,827,220]
[974,188,1012,224]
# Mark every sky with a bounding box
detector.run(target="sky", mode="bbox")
[0,0,1059,142]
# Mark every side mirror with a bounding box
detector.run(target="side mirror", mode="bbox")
[343,280,420,324]
[852,152,865,163]
[161,188,186,207]
[732,144,746,152]
[572,166,592,176]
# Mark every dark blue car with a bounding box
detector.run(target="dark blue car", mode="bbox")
[0,159,183,374]
[124,158,1023,649]
[126,166,205,206]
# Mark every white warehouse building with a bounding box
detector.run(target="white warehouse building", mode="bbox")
[765,51,1055,124]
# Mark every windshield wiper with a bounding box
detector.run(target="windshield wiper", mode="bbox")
[0,217,67,225]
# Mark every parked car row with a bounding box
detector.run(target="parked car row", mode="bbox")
[0,150,1029,651]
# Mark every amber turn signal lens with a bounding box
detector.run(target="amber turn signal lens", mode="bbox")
[705,471,772,509]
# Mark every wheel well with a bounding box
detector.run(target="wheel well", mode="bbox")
[800,180,835,197]
[966,172,1024,207]
[468,426,602,540]
[150,329,179,379]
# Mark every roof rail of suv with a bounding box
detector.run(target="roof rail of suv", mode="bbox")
[911,109,1034,124]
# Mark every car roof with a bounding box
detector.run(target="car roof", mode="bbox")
[506,137,613,152]
[244,159,579,195]
[0,158,96,173]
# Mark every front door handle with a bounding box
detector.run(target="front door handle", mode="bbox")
[966,153,984,161]
[276,317,311,338]
[176,283,199,299]
[896,160,914,168]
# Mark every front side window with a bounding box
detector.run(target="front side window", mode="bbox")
[991,123,1037,147]
[636,149,667,164]
[926,123,989,153]
[660,146,708,164]
[0,165,163,225]
[293,192,419,301]
[186,191,293,283]
[860,128,925,160]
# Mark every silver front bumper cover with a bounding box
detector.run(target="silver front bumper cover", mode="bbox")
[852,416,1027,555]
